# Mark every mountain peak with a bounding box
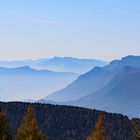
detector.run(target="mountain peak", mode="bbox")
[121,55,140,61]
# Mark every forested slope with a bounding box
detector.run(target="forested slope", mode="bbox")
[0,102,138,140]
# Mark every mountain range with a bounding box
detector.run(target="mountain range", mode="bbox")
[0,57,107,74]
[0,57,106,101]
[41,55,140,118]
[0,55,139,118]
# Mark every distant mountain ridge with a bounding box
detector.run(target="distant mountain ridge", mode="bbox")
[0,66,79,101]
[0,57,107,73]
[0,57,106,101]
[45,55,140,102]
[0,66,78,76]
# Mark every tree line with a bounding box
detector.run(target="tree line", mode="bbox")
[0,105,109,140]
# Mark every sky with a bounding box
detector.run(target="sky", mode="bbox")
[0,0,140,61]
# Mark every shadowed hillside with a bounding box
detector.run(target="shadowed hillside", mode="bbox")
[0,102,137,140]
[72,66,140,118]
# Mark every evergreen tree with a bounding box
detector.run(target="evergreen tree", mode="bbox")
[86,112,107,140]
[0,108,12,140]
[15,105,46,140]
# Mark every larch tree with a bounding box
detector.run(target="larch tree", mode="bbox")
[15,105,46,140]
[134,124,140,140]
[86,112,107,140]
[0,108,12,140]
[135,129,140,140]
[131,119,140,140]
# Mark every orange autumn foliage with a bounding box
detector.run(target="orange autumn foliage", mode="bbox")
[86,112,107,140]
[15,105,46,140]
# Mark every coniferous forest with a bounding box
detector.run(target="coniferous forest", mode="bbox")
[0,102,139,140]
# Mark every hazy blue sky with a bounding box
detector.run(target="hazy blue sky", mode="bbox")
[0,0,140,61]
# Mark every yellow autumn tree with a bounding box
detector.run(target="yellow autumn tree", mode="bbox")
[135,129,140,140]
[86,112,107,140]
[132,120,140,140]
[15,105,46,140]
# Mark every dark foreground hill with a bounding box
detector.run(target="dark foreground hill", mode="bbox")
[0,102,138,140]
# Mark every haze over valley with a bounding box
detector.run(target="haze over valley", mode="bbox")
[41,55,140,118]
[0,57,106,101]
